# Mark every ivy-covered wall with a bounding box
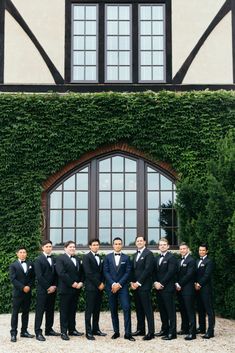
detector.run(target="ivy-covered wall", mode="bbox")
[0,90,234,314]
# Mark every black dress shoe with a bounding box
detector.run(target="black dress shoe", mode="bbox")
[45,329,61,336]
[93,330,107,336]
[155,330,168,337]
[196,328,205,334]
[124,335,135,341]
[111,332,120,339]
[10,335,16,342]
[132,330,145,336]
[202,333,214,339]
[36,334,46,341]
[177,330,188,335]
[68,330,84,336]
[184,334,196,340]
[20,331,35,338]
[142,333,155,340]
[86,333,95,340]
[61,333,70,340]
[162,334,177,340]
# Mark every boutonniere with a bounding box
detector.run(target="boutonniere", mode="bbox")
[182,264,187,267]
[28,265,32,270]
[140,257,144,260]
[201,264,205,267]
[163,261,167,264]
[121,261,126,264]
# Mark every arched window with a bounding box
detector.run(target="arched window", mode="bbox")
[47,152,177,248]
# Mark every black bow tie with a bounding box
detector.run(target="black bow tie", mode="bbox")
[71,255,75,258]
[137,250,141,253]
[21,261,26,264]
[160,254,164,257]
[181,257,185,260]
[115,253,121,256]
[47,255,51,258]
[95,254,99,257]
[200,257,203,260]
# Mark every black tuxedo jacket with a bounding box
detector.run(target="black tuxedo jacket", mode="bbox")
[154,252,177,292]
[56,253,84,294]
[196,256,214,293]
[34,254,57,294]
[83,252,104,291]
[9,260,34,297]
[132,248,154,291]
[177,254,196,295]
[103,252,131,290]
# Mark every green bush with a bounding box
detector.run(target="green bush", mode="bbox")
[0,90,235,314]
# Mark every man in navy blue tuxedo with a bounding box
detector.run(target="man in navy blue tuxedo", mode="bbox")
[195,244,215,339]
[103,237,135,341]
[9,246,35,342]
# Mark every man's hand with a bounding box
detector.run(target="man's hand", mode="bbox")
[98,283,105,291]
[194,282,201,291]
[23,286,30,293]
[130,282,139,290]
[111,283,121,293]
[47,286,56,294]
[175,283,181,291]
[154,282,164,290]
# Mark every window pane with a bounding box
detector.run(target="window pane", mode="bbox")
[125,192,136,209]
[74,51,84,65]
[76,229,88,245]
[148,210,160,227]
[74,6,84,20]
[119,52,130,65]
[112,192,124,209]
[99,174,111,190]
[74,36,84,50]
[74,21,84,35]
[86,21,96,35]
[64,175,75,190]
[161,175,173,190]
[141,21,151,35]
[119,36,130,50]
[64,229,75,243]
[140,36,151,50]
[148,228,160,245]
[112,228,124,239]
[64,192,75,209]
[107,51,118,66]
[140,6,151,20]
[55,185,62,191]
[112,156,124,172]
[107,36,118,50]
[77,191,88,209]
[153,51,164,65]
[99,228,111,245]
[50,210,62,227]
[125,228,137,246]
[85,36,96,50]
[76,210,88,227]
[63,210,75,227]
[85,66,97,81]
[125,210,137,227]
[153,36,164,50]
[119,22,130,35]
[107,6,118,20]
[119,6,130,20]
[85,51,96,65]
[119,67,130,81]
[153,66,164,81]
[86,6,96,20]
[152,21,164,35]
[73,66,84,80]
[99,191,111,209]
[107,66,118,81]
[112,210,124,227]
[125,174,136,190]
[107,21,118,35]
[50,229,62,246]
[148,191,159,208]
[160,228,177,245]
[141,66,152,80]
[50,192,62,209]
[77,173,88,190]
[125,158,136,172]
[160,208,172,228]
[148,173,159,190]
[152,6,163,20]
[112,174,124,190]
[141,51,151,65]
[99,158,111,172]
[99,210,111,227]
[161,192,172,207]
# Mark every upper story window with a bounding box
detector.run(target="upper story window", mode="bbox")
[47,152,177,248]
[69,1,170,84]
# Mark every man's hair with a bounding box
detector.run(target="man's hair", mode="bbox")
[41,239,52,247]
[158,237,169,245]
[89,238,100,246]
[199,243,208,251]
[64,240,76,248]
[179,242,188,247]
[113,237,123,244]
[16,246,27,252]
[135,235,146,241]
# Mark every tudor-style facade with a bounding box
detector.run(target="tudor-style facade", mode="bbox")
[0,0,234,91]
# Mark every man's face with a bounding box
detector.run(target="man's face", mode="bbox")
[42,243,53,255]
[199,246,208,258]
[179,245,189,257]
[135,236,146,250]
[113,239,123,253]
[17,249,27,261]
[158,241,169,253]
[89,241,100,253]
[65,243,76,256]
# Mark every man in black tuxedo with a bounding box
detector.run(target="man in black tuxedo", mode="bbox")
[176,242,196,340]
[154,237,177,340]
[56,240,84,340]
[34,240,60,341]
[83,238,106,340]
[103,237,135,341]
[195,244,215,339]
[131,235,155,340]
[9,246,35,342]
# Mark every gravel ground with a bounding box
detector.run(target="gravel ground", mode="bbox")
[0,312,235,353]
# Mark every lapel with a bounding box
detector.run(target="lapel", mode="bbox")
[17,260,25,274]
[111,253,121,272]
[89,251,100,268]
[116,253,125,272]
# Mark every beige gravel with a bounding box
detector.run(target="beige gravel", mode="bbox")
[0,312,235,353]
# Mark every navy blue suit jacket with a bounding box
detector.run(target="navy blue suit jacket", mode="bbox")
[103,253,131,290]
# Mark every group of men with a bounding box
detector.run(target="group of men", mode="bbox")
[9,236,215,343]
